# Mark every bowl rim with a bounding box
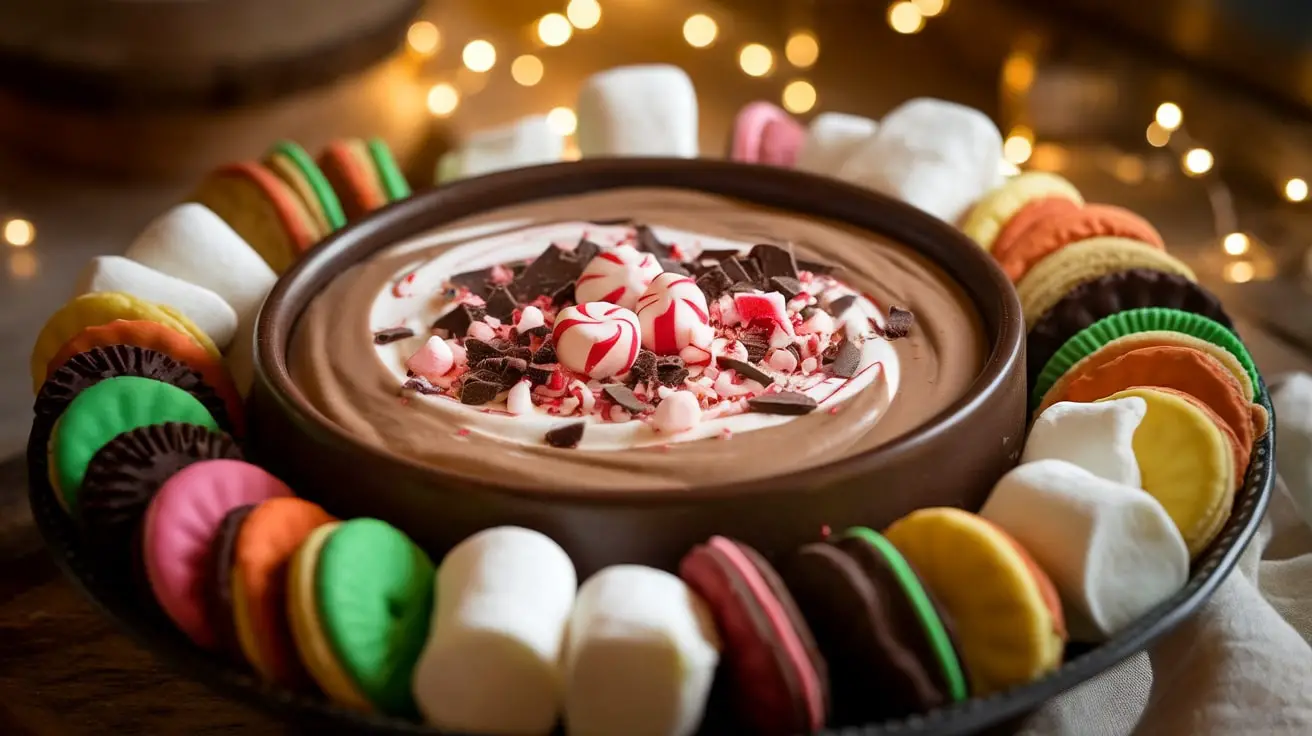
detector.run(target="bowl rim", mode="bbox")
[254,158,1026,505]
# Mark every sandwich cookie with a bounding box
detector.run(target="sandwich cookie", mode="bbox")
[982,459,1189,641]
[124,203,278,330]
[577,65,700,158]
[191,162,321,274]
[563,565,720,736]
[307,518,435,716]
[729,101,805,167]
[987,197,1081,260]
[1016,239,1197,331]
[1100,388,1236,557]
[264,140,347,233]
[44,321,242,435]
[142,459,293,649]
[210,504,256,659]
[679,536,829,736]
[287,522,371,710]
[49,376,219,514]
[992,204,1164,283]
[318,138,410,221]
[961,172,1083,250]
[794,112,878,177]
[1026,269,1233,388]
[779,529,967,725]
[1023,397,1147,488]
[31,291,219,393]
[230,497,337,687]
[74,256,238,350]
[437,115,564,183]
[884,508,1066,697]
[413,526,577,734]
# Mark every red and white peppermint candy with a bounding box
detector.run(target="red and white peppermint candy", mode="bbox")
[552,301,642,379]
[574,245,664,310]
[636,272,710,355]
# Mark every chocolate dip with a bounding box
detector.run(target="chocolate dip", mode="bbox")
[290,188,985,491]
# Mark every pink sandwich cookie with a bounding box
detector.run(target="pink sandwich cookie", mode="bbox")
[730,101,805,167]
[142,459,294,649]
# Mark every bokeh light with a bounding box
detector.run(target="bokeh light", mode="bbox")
[547,107,578,136]
[406,21,440,57]
[566,0,602,30]
[782,80,817,113]
[512,55,544,87]
[1285,177,1309,202]
[785,32,820,68]
[1182,147,1213,176]
[462,40,496,72]
[683,15,718,48]
[8,250,36,279]
[1146,122,1171,147]
[426,83,459,117]
[888,2,926,34]
[1223,232,1251,256]
[739,44,775,77]
[1224,261,1255,284]
[1002,52,1035,91]
[537,14,573,47]
[3,218,35,247]
[1155,102,1183,131]
[913,0,949,16]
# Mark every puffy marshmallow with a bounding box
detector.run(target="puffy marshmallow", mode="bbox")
[1024,398,1147,488]
[75,256,238,350]
[575,246,664,310]
[839,98,1003,223]
[406,336,455,380]
[730,101,804,166]
[552,302,641,380]
[124,203,277,331]
[438,115,564,183]
[795,112,878,176]
[577,65,699,158]
[651,391,702,434]
[636,272,710,355]
[225,303,260,397]
[981,459,1189,641]
[413,527,577,734]
[563,565,720,736]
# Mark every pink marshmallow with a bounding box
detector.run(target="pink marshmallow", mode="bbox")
[406,336,455,380]
[731,101,804,166]
[650,391,702,434]
[767,348,798,373]
[467,320,496,341]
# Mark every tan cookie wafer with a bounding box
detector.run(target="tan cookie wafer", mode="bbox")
[997,204,1165,283]
[961,173,1084,251]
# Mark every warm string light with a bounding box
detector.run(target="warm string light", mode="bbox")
[782,80,817,113]
[566,0,601,30]
[785,32,819,68]
[426,83,459,117]
[8,249,37,279]
[1145,122,1171,147]
[1223,232,1251,256]
[537,13,573,47]
[511,55,544,87]
[1003,125,1034,165]
[1285,177,1309,202]
[739,44,774,77]
[1155,102,1183,131]
[1224,261,1255,284]
[1182,147,1213,176]
[912,0,949,16]
[547,107,578,136]
[3,218,34,247]
[683,14,718,48]
[462,40,496,72]
[888,2,926,34]
[1002,52,1035,92]
[406,21,441,57]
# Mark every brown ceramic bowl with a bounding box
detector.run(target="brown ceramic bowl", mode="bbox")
[249,159,1027,575]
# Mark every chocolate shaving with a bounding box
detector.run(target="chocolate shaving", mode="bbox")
[827,294,858,317]
[828,340,862,378]
[476,357,528,386]
[696,267,733,301]
[589,217,634,226]
[750,243,799,280]
[658,258,690,275]
[634,225,673,257]
[465,369,504,385]
[550,281,576,307]
[721,257,763,287]
[821,341,841,364]
[431,304,487,337]
[769,276,804,301]
[544,421,586,449]
[696,249,741,263]
[484,286,519,320]
[515,325,551,346]
[883,307,915,339]
[748,391,818,415]
[403,376,443,395]
[727,281,760,294]
[459,379,501,406]
[655,355,689,387]
[738,328,771,363]
[798,258,835,276]
[526,363,558,386]
[464,338,503,363]
[627,350,657,384]
[373,326,415,345]
[716,356,774,387]
[447,267,494,298]
[504,346,533,362]
[531,338,557,365]
[603,384,651,413]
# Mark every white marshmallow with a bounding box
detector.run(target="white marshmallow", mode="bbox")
[438,115,565,183]
[795,112,879,176]
[651,391,702,434]
[577,65,699,158]
[838,98,1003,223]
[413,527,577,734]
[74,256,238,350]
[1024,398,1147,488]
[225,303,259,397]
[125,203,276,331]
[981,459,1189,641]
[563,565,720,736]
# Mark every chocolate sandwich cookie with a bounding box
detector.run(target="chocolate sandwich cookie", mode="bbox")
[780,528,968,726]
[79,422,243,557]
[1027,269,1233,386]
[209,503,256,661]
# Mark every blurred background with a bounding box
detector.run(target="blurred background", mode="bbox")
[3,0,1312,458]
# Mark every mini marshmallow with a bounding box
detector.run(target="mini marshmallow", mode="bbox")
[406,336,455,380]
[124,203,277,330]
[552,302,642,379]
[575,246,664,310]
[839,98,1003,223]
[766,348,798,373]
[636,272,710,355]
[651,391,701,434]
[794,112,879,176]
[507,380,534,415]
[438,115,565,183]
[468,320,497,341]
[1024,398,1147,488]
[981,459,1189,641]
[413,527,577,734]
[577,65,699,158]
[75,256,238,350]
[516,306,545,333]
[563,565,720,736]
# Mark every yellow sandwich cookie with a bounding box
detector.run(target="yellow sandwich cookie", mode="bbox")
[962,172,1084,251]
[884,507,1066,697]
[1100,388,1234,557]
[1016,237,1196,330]
[30,292,220,393]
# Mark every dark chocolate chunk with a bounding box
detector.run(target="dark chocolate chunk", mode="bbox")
[696,267,734,301]
[550,281,576,307]
[750,243,799,280]
[658,258,690,276]
[800,306,819,320]
[727,281,760,294]
[484,286,520,320]
[465,369,504,385]
[748,391,818,415]
[589,217,635,226]
[628,350,657,384]
[544,421,586,449]
[447,267,494,298]
[696,249,741,263]
[722,257,763,287]
[373,326,415,345]
[828,340,862,378]
[574,237,602,263]
[655,355,690,387]
[476,357,528,386]
[515,325,551,346]
[797,258,835,276]
[459,379,501,406]
[716,356,774,387]
[883,307,915,339]
[827,294,858,317]
[531,338,557,365]
[464,338,504,363]
[431,303,487,337]
[603,384,651,413]
[504,346,533,363]
[403,376,444,395]
[209,503,255,660]
[769,276,804,301]
[634,225,672,256]
[821,341,842,365]
[738,328,772,363]
[527,363,558,386]
[786,343,804,362]
[511,241,597,302]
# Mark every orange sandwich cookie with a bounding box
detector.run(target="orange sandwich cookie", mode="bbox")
[264,140,347,235]
[988,197,1082,262]
[318,138,411,221]
[994,204,1164,283]
[961,172,1084,251]
[229,497,337,687]
[191,162,322,274]
[884,508,1066,697]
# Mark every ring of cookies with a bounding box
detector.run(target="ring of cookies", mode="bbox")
[27,66,1271,735]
